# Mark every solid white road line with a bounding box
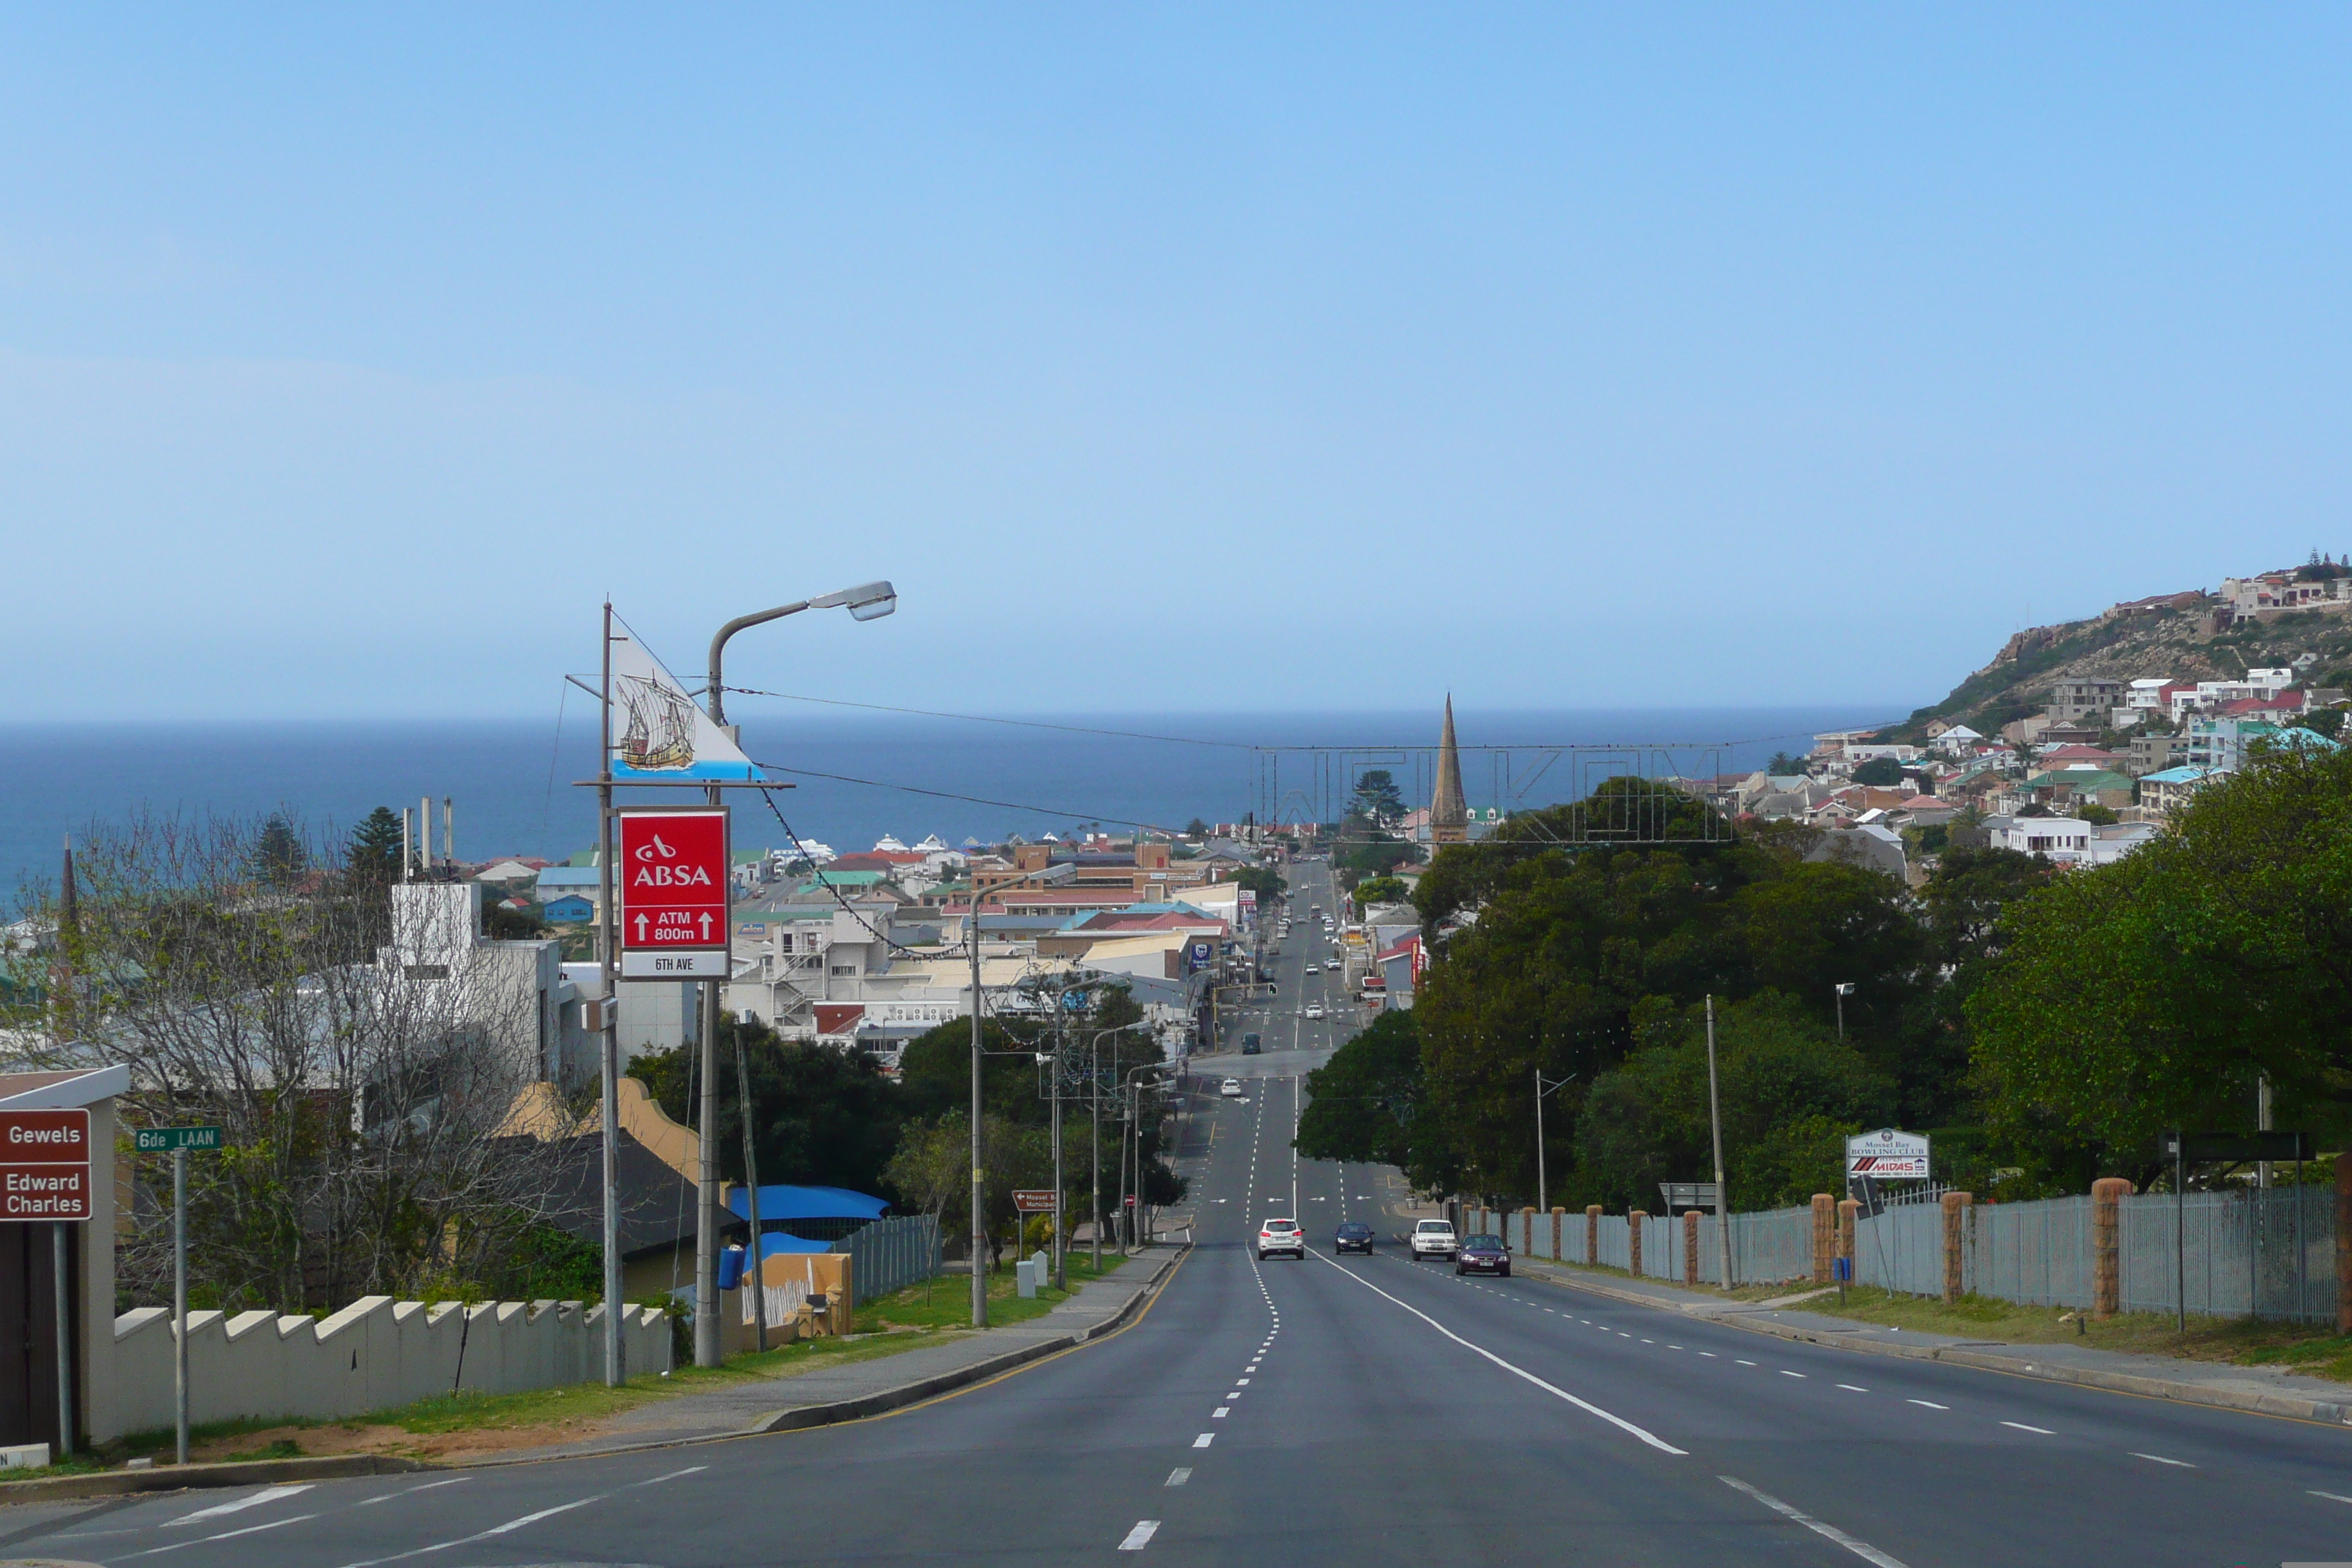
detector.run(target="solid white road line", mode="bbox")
[1905,1398,1948,1410]
[1780,1371,1806,1379]
[2309,1490,2352,1504]
[1119,1520,1161,1550]
[1837,1384,1869,1392]
[165,1485,313,1526]
[358,1477,472,1506]
[335,1496,604,1567]
[1719,1476,1910,1568]
[1310,1251,1685,1455]
[2131,1452,2193,1467]
[2000,1422,2054,1435]
[122,1514,321,1558]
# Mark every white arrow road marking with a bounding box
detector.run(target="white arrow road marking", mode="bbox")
[1310,1251,1685,1455]
[1719,1476,1909,1568]
[166,1486,314,1526]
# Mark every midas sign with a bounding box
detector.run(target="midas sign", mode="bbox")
[618,807,731,980]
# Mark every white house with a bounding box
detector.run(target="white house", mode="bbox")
[1930,725,1983,757]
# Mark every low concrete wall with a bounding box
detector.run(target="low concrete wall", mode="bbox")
[97,1297,673,1440]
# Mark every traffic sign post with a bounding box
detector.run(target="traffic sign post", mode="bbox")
[617,807,731,979]
[1,1110,91,1460]
[140,1126,224,1466]
[1011,1190,1058,1213]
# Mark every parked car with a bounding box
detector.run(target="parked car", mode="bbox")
[1455,1234,1510,1277]
[1220,1077,1243,1097]
[1409,1219,1459,1261]
[1258,1216,1305,1261]
[1335,1221,1375,1254]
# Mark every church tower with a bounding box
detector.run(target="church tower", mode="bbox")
[1430,695,1469,845]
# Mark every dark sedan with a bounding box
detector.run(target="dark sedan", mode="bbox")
[1455,1233,1510,1276]
[1334,1221,1375,1254]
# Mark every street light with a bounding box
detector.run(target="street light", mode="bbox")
[1086,1023,1150,1274]
[690,580,896,1371]
[1833,982,1855,1041]
[1119,1062,1174,1251]
[964,864,1071,1327]
[1534,1068,1575,1213]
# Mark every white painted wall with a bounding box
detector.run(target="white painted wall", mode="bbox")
[97,1296,672,1439]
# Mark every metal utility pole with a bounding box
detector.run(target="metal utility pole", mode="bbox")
[735,1033,768,1352]
[1705,994,1732,1290]
[1834,981,1854,1042]
[695,581,894,1365]
[598,603,625,1385]
[52,1223,72,1460]
[1534,1068,1574,1214]
[173,1145,189,1463]
[1049,1025,1066,1292]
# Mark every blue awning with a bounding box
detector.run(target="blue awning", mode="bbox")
[723,1183,889,1223]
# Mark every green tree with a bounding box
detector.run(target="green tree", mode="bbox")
[1353,874,1409,906]
[248,813,308,889]
[1969,746,2352,1183]
[1295,1011,1453,1188]
[1574,994,1892,1210]
[1764,751,1809,776]
[1850,756,1906,787]
[347,807,404,880]
[1351,769,1407,826]
[1233,864,1288,901]
[630,1018,911,1197]
[1184,818,1211,839]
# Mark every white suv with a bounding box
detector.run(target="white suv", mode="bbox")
[1410,1219,1459,1262]
[1257,1217,1305,1261]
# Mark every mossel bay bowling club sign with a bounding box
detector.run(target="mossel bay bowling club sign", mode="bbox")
[618,807,731,979]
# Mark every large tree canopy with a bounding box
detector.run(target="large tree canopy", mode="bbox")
[1969,745,2352,1184]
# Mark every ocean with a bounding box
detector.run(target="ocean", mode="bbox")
[3,705,1892,897]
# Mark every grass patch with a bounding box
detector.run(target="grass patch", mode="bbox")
[856,1251,1128,1335]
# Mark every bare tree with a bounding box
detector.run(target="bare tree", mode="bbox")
[9,810,576,1313]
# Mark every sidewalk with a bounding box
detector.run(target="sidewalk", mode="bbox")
[1510,1254,2352,1428]
[470,1248,1186,1464]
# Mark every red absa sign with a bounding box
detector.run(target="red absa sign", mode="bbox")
[618,808,731,978]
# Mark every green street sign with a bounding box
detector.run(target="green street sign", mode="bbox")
[135,1126,222,1153]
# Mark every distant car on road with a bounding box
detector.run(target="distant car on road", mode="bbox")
[1409,1219,1459,1262]
[1258,1216,1305,1261]
[1304,965,1319,975]
[1305,1004,1325,1020]
[1334,1221,1375,1254]
[1220,1077,1243,1097]
[1455,1234,1510,1277]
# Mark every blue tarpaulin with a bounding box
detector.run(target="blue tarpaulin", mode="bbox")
[717,1231,835,1289]
[723,1184,889,1224]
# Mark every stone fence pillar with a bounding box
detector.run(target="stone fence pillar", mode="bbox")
[1940,1191,1973,1303]
[1520,1207,1534,1256]
[1586,1205,1601,1265]
[1836,1198,1858,1285]
[1683,1209,1700,1284]
[1551,1207,1565,1261]
[2337,1157,2352,1335]
[2091,1177,2132,1319]
[1810,1194,1836,1283]
[1629,1210,1647,1277]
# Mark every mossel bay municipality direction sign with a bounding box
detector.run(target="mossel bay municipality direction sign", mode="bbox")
[618,807,731,979]
[135,1126,223,1153]
[1845,1128,1931,1180]
[0,1108,92,1221]
[1012,1189,1058,1213]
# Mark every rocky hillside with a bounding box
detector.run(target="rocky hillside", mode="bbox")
[1885,588,2352,740]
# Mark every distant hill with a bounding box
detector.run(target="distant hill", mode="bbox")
[1882,580,2352,741]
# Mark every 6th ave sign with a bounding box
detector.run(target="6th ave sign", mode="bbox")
[618,807,731,978]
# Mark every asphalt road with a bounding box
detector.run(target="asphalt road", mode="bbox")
[12,1033,2352,1563]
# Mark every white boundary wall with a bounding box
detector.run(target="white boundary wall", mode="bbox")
[99,1297,673,1439]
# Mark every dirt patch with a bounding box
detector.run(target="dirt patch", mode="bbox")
[192,1423,411,1462]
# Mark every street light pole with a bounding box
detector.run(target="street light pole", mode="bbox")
[1834,981,1854,1042]
[693,581,894,1369]
[964,864,1066,1326]
[1706,993,1732,1291]
[1534,1068,1574,1214]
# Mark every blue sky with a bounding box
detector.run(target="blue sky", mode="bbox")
[4,7,2347,721]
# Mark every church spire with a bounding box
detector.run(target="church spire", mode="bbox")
[1430,695,1469,844]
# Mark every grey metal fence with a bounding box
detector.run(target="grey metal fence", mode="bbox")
[2119,1186,2334,1324]
[832,1214,943,1309]
[1969,1195,2095,1309]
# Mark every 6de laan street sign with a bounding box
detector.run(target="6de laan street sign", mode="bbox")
[135,1126,223,1153]
[618,807,731,979]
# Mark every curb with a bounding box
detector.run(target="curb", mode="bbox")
[0,1452,429,1506]
[750,1247,1182,1436]
[0,1254,1186,1505]
[1518,1260,2352,1430]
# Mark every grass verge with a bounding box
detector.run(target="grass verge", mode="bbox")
[20,1253,1145,1474]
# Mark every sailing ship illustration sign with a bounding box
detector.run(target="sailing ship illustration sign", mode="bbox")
[617,807,732,978]
[609,615,761,782]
